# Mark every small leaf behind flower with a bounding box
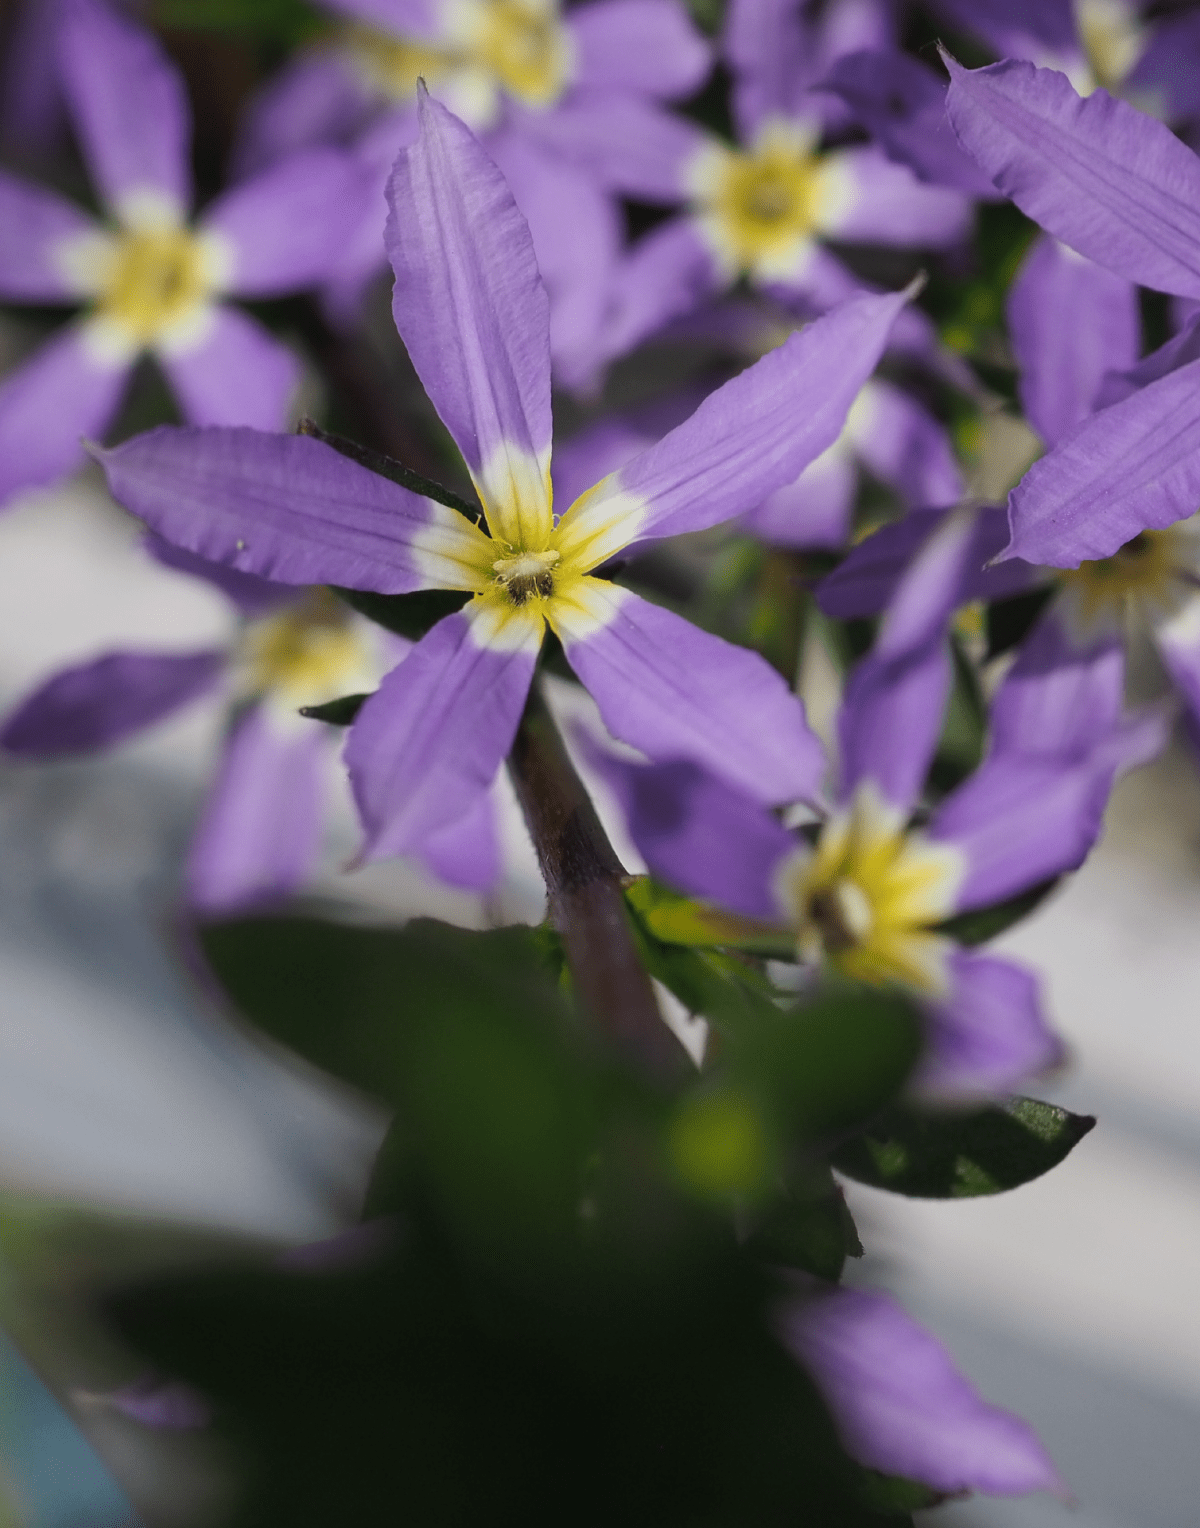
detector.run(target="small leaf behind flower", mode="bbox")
[832,1097,1095,1198]
[299,693,368,726]
[625,877,795,957]
[938,879,1058,945]
[334,586,471,641]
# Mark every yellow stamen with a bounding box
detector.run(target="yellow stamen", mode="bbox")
[474,0,570,107]
[694,125,829,280]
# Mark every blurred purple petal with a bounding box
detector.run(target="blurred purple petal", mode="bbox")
[874,505,986,659]
[1,0,69,156]
[601,216,724,361]
[839,640,950,814]
[1094,312,1200,410]
[569,0,711,99]
[57,0,192,220]
[187,704,328,915]
[723,0,811,140]
[1130,11,1200,123]
[417,786,502,891]
[103,1376,211,1431]
[232,52,370,178]
[161,307,300,430]
[743,445,856,549]
[989,610,1125,762]
[0,170,101,300]
[852,380,963,508]
[518,95,706,203]
[1,649,224,756]
[1008,235,1139,448]
[932,0,1077,61]
[780,1281,1062,1495]
[143,534,296,617]
[820,146,973,248]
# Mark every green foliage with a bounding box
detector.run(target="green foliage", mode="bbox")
[939,879,1058,946]
[624,875,796,957]
[747,1164,863,1281]
[151,0,323,41]
[297,419,482,521]
[833,1098,1096,1199]
[927,634,988,796]
[298,692,368,725]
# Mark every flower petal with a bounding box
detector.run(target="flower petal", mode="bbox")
[385,89,552,547]
[779,1282,1062,1496]
[231,52,370,178]
[0,322,128,509]
[57,0,192,222]
[0,649,224,756]
[551,582,824,805]
[143,535,296,617]
[989,609,1125,762]
[97,425,493,593]
[160,306,301,431]
[558,285,913,568]
[345,603,541,861]
[916,949,1064,1100]
[0,169,102,301]
[848,379,963,508]
[723,0,811,140]
[838,640,950,814]
[1008,234,1139,449]
[1004,354,1200,567]
[594,215,724,366]
[569,0,711,99]
[186,704,328,915]
[518,95,708,201]
[944,55,1200,298]
[818,146,973,248]
[417,784,502,891]
[741,443,856,549]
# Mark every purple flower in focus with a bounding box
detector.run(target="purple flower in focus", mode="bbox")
[0,0,373,509]
[93,92,918,869]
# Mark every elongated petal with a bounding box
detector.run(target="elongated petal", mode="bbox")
[819,147,972,248]
[848,380,963,508]
[779,1283,1061,1496]
[551,583,823,805]
[417,786,502,891]
[595,216,724,366]
[97,425,493,593]
[0,649,224,756]
[386,89,552,547]
[1004,354,1200,566]
[557,286,912,569]
[232,53,370,178]
[345,604,541,861]
[186,705,328,914]
[723,0,810,140]
[58,0,191,222]
[581,747,795,919]
[989,609,1124,762]
[838,640,950,813]
[930,754,1112,911]
[1095,313,1200,410]
[944,55,1200,298]
[917,949,1064,1099]
[0,170,101,300]
[0,323,128,509]
[1008,235,1139,448]
[569,0,710,99]
[741,445,856,550]
[202,149,377,297]
[160,307,300,431]
[874,505,987,660]
[933,0,1078,60]
[515,95,707,202]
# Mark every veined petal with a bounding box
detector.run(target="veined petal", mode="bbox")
[1004,354,1200,567]
[97,426,494,593]
[551,582,824,805]
[0,170,103,301]
[0,322,128,510]
[186,704,328,915]
[569,0,711,99]
[1008,235,1139,449]
[779,1282,1061,1497]
[385,89,553,548]
[989,609,1125,762]
[160,307,300,431]
[556,286,913,568]
[817,146,973,248]
[200,148,378,297]
[944,55,1200,298]
[57,0,192,224]
[838,640,950,815]
[0,649,224,756]
[345,603,541,861]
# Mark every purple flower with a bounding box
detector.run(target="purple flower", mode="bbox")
[0,0,373,509]
[95,91,917,869]
[778,1279,1062,1497]
[587,509,1157,1097]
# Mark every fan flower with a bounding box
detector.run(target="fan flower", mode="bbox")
[95,90,917,868]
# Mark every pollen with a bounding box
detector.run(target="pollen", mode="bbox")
[491,547,560,606]
[94,226,213,346]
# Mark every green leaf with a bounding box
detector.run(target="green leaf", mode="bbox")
[298,692,368,726]
[926,635,987,796]
[747,1165,863,1280]
[624,877,795,957]
[334,586,471,641]
[938,878,1058,946]
[831,1097,1096,1199]
[856,1468,946,1515]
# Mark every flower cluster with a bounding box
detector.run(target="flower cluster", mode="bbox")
[0,0,1192,1518]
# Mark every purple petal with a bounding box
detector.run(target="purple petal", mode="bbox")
[874,505,991,660]
[989,609,1124,762]
[850,380,963,508]
[1008,235,1139,449]
[931,0,1078,60]
[820,146,972,248]
[944,55,1200,298]
[565,285,913,561]
[515,95,706,203]
[0,323,128,509]
[1,0,69,156]
[916,949,1064,1099]
[742,445,856,549]
[598,216,724,363]
[1131,12,1200,123]
[417,785,502,891]
[385,89,552,538]
[930,754,1113,911]
[580,746,794,918]
[345,605,540,861]
[57,0,191,221]
[161,307,300,431]
[97,425,491,593]
[839,640,950,813]
[779,1281,1061,1496]
[143,534,296,618]
[0,169,101,301]
[202,148,378,297]
[1,649,224,756]
[103,1376,210,1432]
[1004,354,1200,567]
[569,0,711,99]
[1094,311,1200,410]
[232,53,370,179]
[187,705,328,915]
[321,0,440,31]
[723,0,811,140]
[552,585,824,806]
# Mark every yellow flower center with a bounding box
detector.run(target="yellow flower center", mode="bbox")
[1076,0,1144,92]
[474,0,569,106]
[776,785,963,995]
[95,226,213,346]
[242,591,371,710]
[342,23,453,100]
[699,130,828,279]
[1056,526,1186,624]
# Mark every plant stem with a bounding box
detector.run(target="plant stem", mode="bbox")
[508,684,687,1079]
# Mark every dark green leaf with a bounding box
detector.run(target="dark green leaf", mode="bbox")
[152,0,322,40]
[927,635,987,796]
[832,1097,1096,1199]
[298,692,368,726]
[298,418,480,521]
[855,1469,946,1515]
[334,586,471,640]
[748,1165,863,1280]
[938,879,1058,946]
